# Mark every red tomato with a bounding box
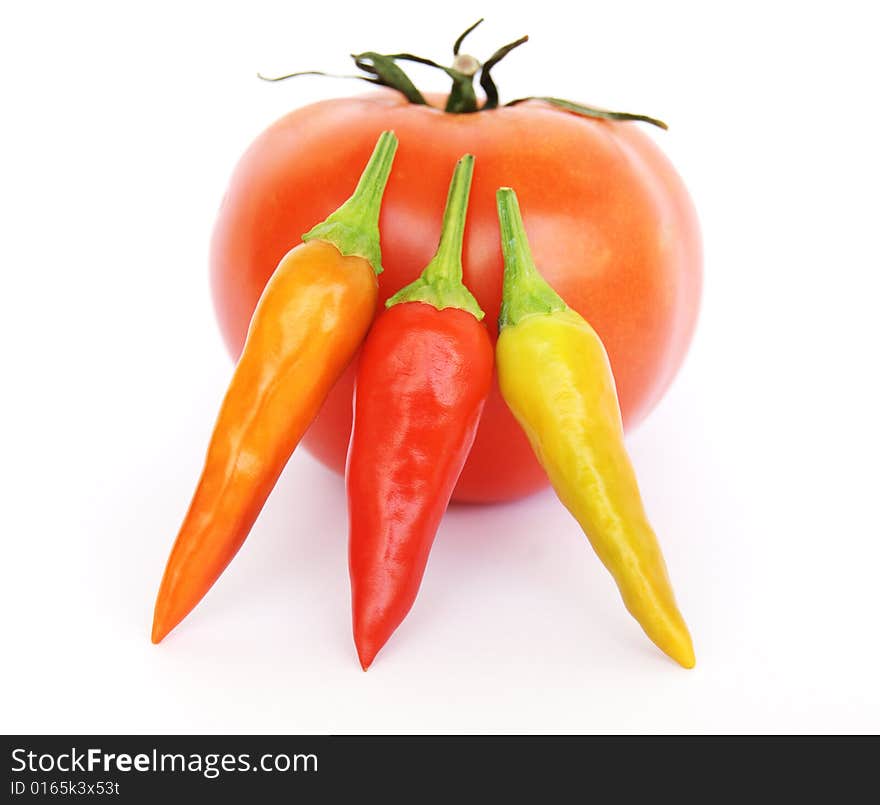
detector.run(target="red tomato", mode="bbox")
[210,92,701,503]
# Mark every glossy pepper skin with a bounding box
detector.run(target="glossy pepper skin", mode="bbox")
[151,131,398,644]
[494,188,695,668]
[347,155,492,669]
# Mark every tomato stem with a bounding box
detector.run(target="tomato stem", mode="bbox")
[260,21,668,128]
[505,97,668,129]
[351,53,427,105]
[496,188,566,330]
[479,35,529,110]
[453,19,484,55]
[385,52,480,113]
[387,155,484,320]
[302,130,398,274]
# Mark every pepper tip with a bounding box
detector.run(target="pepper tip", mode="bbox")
[150,612,172,645]
[356,642,377,671]
[666,633,696,669]
[150,625,165,645]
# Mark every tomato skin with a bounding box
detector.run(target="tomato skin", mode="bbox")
[210,92,701,503]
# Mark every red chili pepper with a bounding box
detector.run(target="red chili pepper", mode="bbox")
[347,155,493,669]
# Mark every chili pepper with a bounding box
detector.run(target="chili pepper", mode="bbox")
[347,154,492,669]
[494,187,695,668]
[151,131,398,644]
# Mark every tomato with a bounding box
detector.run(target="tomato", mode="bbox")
[210,92,701,503]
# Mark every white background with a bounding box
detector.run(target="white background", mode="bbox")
[2,1,879,734]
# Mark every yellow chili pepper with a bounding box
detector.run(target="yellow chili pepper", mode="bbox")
[494,188,695,668]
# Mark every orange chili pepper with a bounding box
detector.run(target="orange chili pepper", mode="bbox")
[151,131,398,643]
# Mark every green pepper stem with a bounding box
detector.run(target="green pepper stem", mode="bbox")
[387,155,484,320]
[496,187,566,329]
[302,130,398,274]
[424,155,472,284]
[345,130,399,227]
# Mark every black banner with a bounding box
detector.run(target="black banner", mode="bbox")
[2,735,876,801]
